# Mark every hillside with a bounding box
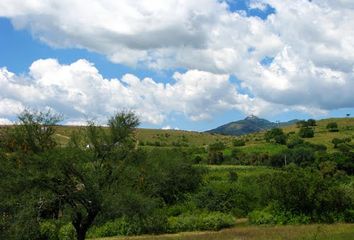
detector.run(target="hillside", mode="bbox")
[206,115,297,136]
[2,117,353,152]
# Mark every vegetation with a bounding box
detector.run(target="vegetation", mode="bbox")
[0,112,353,240]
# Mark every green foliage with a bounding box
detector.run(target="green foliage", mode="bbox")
[58,223,76,240]
[167,212,235,233]
[108,110,139,146]
[0,110,145,240]
[249,207,311,225]
[286,136,304,148]
[209,141,226,151]
[299,127,314,138]
[232,138,245,147]
[228,170,238,182]
[307,119,317,126]
[40,221,58,240]
[88,218,133,237]
[208,151,224,165]
[142,148,204,204]
[327,122,339,132]
[256,166,353,223]
[265,128,287,145]
[332,138,351,148]
[2,109,61,153]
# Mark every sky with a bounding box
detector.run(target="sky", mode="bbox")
[0,0,353,131]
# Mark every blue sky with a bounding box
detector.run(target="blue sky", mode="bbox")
[0,0,353,130]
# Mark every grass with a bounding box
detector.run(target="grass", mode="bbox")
[3,117,353,153]
[91,224,354,240]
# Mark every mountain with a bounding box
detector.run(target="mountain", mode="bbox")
[206,115,298,136]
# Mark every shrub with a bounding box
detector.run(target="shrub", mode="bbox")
[208,151,224,165]
[88,218,134,237]
[40,221,58,240]
[248,209,276,225]
[209,142,226,151]
[307,119,317,126]
[332,138,351,148]
[327,122,339,132]
[167,212,235,233]
[232,139,245,147]
[265,128,287,145]
[228,171,238,182]
[344,210,354,223]
[58,223,76,240]
[193,155,202,164]
[287,136,304,149]
[298,127,314,138]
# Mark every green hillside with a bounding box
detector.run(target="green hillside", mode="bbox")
[50,117,354,152]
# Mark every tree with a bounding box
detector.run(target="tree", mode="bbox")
[264,128,287,145]
[1,110,141,240]
[307,119,317,126]
[326,122,339,132]
[298,127,314,138]
[2,109,62,153]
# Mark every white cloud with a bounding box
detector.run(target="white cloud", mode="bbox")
[0,118,13,125]
[0,0,354,119]
[0,59,261,125]
[0,0,281,73]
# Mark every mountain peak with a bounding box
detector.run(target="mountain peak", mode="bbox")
[245,115,259,120]
[206,116,296,136]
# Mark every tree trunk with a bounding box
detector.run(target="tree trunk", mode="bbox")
[76,228,87,240]
[73,208,99,240]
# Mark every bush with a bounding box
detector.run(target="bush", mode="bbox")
[248,209,275,225]
[88,218,133,237]
[40,221,58,240]
[249,209,311,225]
[332,138,351,148]
[167,212,235,233]
[298,127,314,138]
[307,119,317,126]
[58,223,76,240]
[208,151,224,165]
[228,171,238,182]
[327,122,339,132]
[265,128,287,145]
[233,139,245,147]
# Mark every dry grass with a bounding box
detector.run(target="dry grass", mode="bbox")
[92,224,354,240]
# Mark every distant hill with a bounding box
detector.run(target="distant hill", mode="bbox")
[206,115,298,136]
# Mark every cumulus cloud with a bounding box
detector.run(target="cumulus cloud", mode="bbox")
[0,0,281,73]
[0,59,263,125]
[0,0,354,121]
[0,118,13,125]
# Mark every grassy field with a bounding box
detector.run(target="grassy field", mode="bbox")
[8,117,344,152]
[91,224,354,240]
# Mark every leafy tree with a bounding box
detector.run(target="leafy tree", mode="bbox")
[1,110,141,240]
[326,122,339,132]
[307,119,317,126]
[298,127,314,138]
[296,120,308,128]
[2,109,62,153]
[264,128,287,145]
